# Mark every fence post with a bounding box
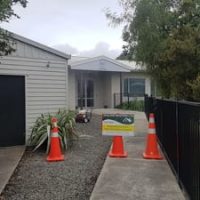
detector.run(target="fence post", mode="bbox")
[114,93,116,108]
[144,94,150,119]
[128,93,130,108]
[176,100,180,186]
[120,73,122,106]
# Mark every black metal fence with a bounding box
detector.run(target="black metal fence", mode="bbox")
[144,95,200,200]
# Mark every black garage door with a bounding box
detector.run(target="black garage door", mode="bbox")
[0,75,25,146]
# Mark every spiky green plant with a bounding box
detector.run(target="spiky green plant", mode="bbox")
[29,109,78,153]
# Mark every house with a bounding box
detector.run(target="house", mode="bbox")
[0,33,151,146]
[0,33,70,147]
[68,56,151,109]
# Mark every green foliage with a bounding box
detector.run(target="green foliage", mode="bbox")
[29,109,78,153]
[0,0,28,56]
[0,29,15,56]
[106,0,200,100]
[188,74,200,101]
[116,99,144,111]
[0,0,27,22]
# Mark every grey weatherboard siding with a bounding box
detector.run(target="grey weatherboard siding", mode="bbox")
[0,36,70,142]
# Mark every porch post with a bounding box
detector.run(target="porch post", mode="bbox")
[120,72,122,105]
[80,71,84,109]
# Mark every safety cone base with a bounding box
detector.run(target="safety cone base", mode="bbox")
[143,152,162,160]
[109,151,128,158]
[47,154,64,162]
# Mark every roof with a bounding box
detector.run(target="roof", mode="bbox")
[69,56,90,64]
[69,55,132,72]
[10,33,71,60]
[117,60,146,71]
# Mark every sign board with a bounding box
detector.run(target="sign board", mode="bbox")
[102,114,134,136]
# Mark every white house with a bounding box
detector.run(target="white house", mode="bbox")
[0,33,151,146]
[68,56,151,110]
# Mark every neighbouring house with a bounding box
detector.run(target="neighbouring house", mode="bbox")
[68,56,151,109]
[0,33,152,146]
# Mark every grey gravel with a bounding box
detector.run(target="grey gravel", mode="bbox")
[0,114,111,200]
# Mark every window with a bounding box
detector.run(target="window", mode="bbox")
[124,78,145,97]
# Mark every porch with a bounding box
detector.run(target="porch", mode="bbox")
[68,56,151,110]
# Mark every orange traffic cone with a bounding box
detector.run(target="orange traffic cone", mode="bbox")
[143,113,163,160]
[109,136,127,158]
[47,117,64,162]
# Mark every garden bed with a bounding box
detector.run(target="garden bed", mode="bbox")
[0,114,111,200]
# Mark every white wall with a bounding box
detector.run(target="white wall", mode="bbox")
[0,40,69,142]
[103,72,112,108]
[111,73,121,108]
[94,72,103,108]
[95,72,113,108]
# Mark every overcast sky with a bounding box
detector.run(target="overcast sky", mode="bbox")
[1,0,124,58]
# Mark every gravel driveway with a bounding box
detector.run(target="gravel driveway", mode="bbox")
[0,114,111,200]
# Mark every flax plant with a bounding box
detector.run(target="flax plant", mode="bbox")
[29,109,78,153]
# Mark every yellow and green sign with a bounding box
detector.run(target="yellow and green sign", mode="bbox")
[102,114,135,136]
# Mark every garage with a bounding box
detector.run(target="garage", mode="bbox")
[0,33,70,145]
[0,75,25,146]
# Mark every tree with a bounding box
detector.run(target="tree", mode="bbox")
[0,0,27,56]
[188,74,200,101]
[106,0,200,100]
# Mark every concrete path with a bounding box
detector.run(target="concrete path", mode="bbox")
[0,146,25,194]
[90,109,185,200]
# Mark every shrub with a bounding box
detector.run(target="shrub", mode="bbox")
[116,99,144,111]
[188,74,200,101]
[29,109,78,153]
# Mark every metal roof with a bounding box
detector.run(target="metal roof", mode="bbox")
[69,56,132,72]
[10,33,71,60]
[117,60,146,71]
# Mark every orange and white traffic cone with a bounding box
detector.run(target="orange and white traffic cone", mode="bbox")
[109,136,127,158]
[47,117,64,162]
[143,113,163,160]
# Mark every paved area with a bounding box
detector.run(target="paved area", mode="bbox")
[0,109,186,199]
[0,146,25,194]
[90,109,185,200]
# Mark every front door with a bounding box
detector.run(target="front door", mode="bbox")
[77,78,94,108]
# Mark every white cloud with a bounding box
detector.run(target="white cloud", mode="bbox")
[52,41,122,59]
[78,42,121,58]
[53,44,78,55]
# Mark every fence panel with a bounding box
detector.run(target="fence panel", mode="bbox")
[156,100,178,173]
[178,103,200,200]
[144,96,200,200]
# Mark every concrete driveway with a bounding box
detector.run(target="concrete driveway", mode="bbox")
[0,146,25,194]
[90,109,185,200]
